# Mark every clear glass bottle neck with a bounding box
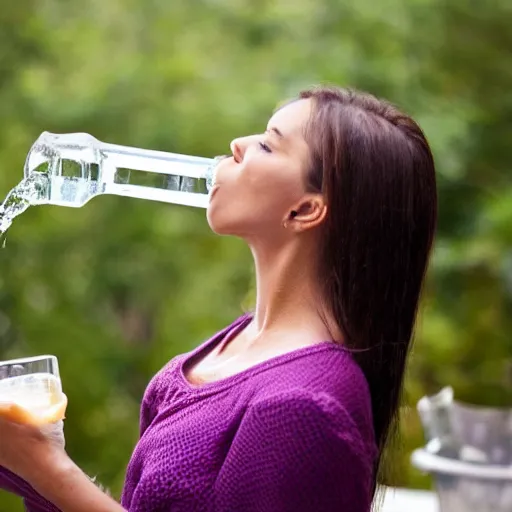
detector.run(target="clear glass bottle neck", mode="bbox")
[100,141,215,183]
[22,132,219,209]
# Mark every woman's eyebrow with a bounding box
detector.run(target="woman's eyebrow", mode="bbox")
[266,126,285,139]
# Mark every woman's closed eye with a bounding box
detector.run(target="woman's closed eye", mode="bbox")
[258,141,272,153]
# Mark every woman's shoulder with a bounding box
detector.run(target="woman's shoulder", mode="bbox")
[246,383,377,462]
[249,344,376,453]
[255,342,371,407]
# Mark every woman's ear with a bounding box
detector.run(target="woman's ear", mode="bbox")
[285,194,327,232]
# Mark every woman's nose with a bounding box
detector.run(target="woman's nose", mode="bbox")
[230,135,261,163]
[230,138,245,163]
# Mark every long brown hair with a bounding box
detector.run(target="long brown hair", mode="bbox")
[299,86,437,491]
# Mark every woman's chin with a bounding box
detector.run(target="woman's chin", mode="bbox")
[206,211,239,237]
[206,208,227,235]
[207,221,233,236]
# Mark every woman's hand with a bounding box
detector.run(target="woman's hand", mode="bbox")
[0,401,126,512]
[0,402,66,482]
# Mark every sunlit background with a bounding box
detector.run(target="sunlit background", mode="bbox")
[0,0,511,509]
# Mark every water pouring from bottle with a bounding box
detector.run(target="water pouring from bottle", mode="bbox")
[0,172,50,234]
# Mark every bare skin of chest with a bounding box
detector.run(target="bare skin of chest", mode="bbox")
[185,325,328,385]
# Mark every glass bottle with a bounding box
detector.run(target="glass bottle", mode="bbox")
[0,131,221,233]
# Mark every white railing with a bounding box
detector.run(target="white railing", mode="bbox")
[380,486,438,512]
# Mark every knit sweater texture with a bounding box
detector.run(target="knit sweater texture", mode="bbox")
[0,314,378,511]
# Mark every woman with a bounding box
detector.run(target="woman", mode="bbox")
[0,85,437,511]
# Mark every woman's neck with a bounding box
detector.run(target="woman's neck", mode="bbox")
[246,239,337,344]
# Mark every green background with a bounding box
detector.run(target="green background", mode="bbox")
[0,0,511,508]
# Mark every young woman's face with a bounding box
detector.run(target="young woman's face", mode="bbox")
[207,99,313,241]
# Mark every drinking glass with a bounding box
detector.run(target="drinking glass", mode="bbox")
[0,355,66,425]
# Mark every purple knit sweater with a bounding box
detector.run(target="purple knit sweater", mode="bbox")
[0,314,378,511]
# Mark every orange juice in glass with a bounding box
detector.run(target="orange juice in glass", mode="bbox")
[0,355,67,426]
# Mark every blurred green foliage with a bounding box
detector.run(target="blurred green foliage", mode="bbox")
[0,0,511,508]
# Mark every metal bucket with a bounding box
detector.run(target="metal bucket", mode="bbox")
[412,387,512,512]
